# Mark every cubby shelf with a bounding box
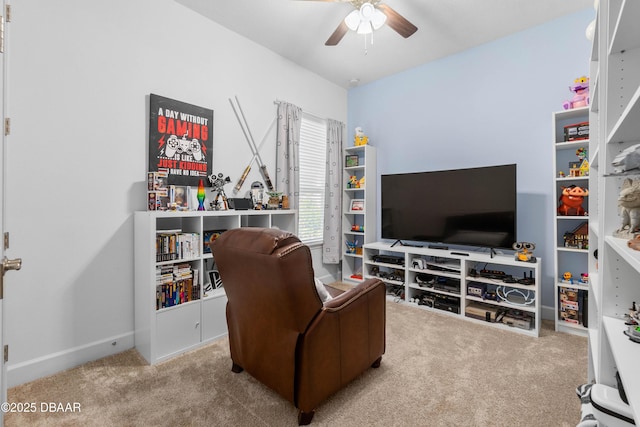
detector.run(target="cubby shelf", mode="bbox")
[134,209,297,364]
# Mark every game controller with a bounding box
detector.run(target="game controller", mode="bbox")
[190,139,202,161]
[165,135,179,158]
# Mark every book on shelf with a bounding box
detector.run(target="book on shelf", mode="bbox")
[155,232,200,262]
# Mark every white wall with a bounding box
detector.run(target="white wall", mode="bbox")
[5,0,345,386]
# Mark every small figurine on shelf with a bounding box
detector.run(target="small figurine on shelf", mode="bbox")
[354,127,368,146]
[562,271,574,284]
[208,172,231,210]
[251,181,264,210]
[345,239,358,254]
[266,191,282,210]
[563,76,590,110]
[513,242,536,263]
[358,176,365,188]
[348,175,358,188]
[580,273,589,284]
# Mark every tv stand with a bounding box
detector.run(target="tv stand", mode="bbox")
[362,241,541,337]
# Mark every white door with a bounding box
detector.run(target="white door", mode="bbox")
[0,3,21,422]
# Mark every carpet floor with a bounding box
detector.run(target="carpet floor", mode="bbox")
[6,300,587,426]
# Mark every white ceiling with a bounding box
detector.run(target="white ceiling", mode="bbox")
[176,0,593,88]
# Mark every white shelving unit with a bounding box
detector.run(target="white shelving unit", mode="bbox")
[552,107,590,336]
[134,209,297,364]
[363,242,541,337]
[588,0,640,422]
[341,145,377,284]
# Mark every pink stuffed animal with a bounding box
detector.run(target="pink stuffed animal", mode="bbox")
[563,76,590,110]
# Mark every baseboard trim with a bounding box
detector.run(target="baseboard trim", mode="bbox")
[7,332,134,388]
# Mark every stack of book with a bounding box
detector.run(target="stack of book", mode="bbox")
[155,263,200,309]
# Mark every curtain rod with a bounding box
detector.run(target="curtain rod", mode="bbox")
[273,100,335,123]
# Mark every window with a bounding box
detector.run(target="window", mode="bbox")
[298,114,327,244]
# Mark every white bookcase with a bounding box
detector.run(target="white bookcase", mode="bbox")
[588,0,640,422]
[134,209,297,364]
[552,107,590,336]
[342,145,377,284]
[363,242,541,337]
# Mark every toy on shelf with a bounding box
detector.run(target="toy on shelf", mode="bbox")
[513,242,537,262]
[562,272,574,284]
[266,191,282,210]
[347,175,358,188]
[563,221,589,249]
[351,224,364,232]
[354,127,368,146]
[614,178,640,238]
[563,76,590,110]
[557,185,588,216]
[612,143,640,174]
[209,172,231,210]
[345,239,358,254]
[568,148,589,177]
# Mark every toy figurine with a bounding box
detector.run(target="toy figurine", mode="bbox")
[354,127,368,146]
[614,178,640,237]
[563,272,573,283]
[563,76,590,110]
[348,175,358,188]
[558,185,589,216]
[513,242,536,262]
[208,172,231,210]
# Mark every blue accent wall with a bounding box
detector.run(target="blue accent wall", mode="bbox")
[348,9,594,308]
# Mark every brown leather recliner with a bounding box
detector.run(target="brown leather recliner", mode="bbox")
[211,227,386,425]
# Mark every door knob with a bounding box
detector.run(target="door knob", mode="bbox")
[2,257,21,273]
[0,256,22,299]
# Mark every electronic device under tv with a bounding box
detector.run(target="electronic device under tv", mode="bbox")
[381,164,517,250]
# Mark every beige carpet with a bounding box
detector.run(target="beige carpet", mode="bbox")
[6,301,587,426]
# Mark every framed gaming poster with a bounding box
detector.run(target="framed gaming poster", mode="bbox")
[148,94,214,186]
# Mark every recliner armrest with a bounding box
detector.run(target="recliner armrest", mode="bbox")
[322,278,384,311]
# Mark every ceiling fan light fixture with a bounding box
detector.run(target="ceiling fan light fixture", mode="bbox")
[357,21,373,35]
[371,9,387,30]
[344,10,360,31]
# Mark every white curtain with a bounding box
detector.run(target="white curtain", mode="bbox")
[275,102,302,209]
[323,119,344,264]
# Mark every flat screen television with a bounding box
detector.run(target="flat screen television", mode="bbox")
[381,164,517,249]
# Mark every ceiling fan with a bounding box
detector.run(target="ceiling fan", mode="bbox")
[299,0,418,46]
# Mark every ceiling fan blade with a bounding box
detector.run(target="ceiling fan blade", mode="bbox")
[377,4,418,38]
[325,20,349,46]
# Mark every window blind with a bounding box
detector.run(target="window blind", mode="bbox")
[298,114,327,244]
